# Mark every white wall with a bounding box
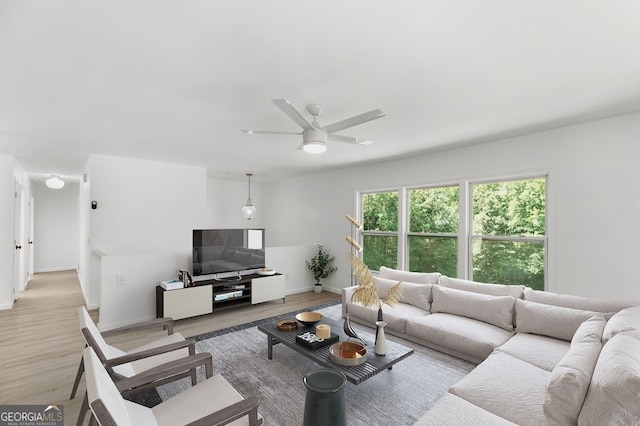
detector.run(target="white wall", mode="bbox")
[98,252,191,330]
[0,155,16,309]
[82,155,208,328]
[32,181,79,272]
[262,112,640,300]
[206,178,262,228]
[267,244,320,295]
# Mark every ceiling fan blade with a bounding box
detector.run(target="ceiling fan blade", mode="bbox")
[322,109,385,134]
[271,99,315,131]
[241,130,302,135]
[328,134,374,145]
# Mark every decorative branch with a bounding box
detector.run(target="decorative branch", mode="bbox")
[349,253,402,309]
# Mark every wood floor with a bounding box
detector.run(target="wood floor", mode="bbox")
[0,270,340,425]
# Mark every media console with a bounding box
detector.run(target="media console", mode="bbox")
[156,273,285,320]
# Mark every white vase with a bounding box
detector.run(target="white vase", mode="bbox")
[374,321,387,355]
[314,284,322,293]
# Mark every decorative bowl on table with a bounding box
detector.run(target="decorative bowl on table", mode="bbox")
[276,319,298,331]
[257,268,276,276]
[329,341,368,366]
[295,311,323,326]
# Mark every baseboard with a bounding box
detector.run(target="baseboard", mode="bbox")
[34,266,78,273]
[98,315,155,332]
[0,301,15,310]
[285,286,341,296]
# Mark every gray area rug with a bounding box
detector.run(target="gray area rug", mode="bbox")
[155,303,475,426]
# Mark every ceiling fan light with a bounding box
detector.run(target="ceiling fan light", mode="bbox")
[45,175,65,189]
[303,141,327,154]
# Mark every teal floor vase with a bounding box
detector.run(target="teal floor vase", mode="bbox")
[303,368,347,426]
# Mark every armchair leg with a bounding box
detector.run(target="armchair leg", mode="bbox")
[76,392,89,426]
[70,356,85,399]
[190,367,197,386]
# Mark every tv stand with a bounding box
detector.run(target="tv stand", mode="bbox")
[214,274,243,282]
[156,273,285,320]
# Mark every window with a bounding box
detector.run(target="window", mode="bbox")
[471,178,546,290]
[408,186,459,276]
[361,191,398,270]
[358,175,547,289]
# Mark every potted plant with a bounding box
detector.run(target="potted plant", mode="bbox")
[306,243,337,293]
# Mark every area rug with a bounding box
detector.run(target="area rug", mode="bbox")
[153,302,475,426]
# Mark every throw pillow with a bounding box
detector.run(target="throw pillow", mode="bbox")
[431,285,515,331]
[515,299,599,341]
[373,277,432,312]
[602,306,640,343]
[578,330,640,425]
[543,315,606,426]
[523,287,635,313]
[378,266,440,284]
[439,276,524,298]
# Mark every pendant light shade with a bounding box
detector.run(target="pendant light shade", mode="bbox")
[45,175,65,189]
[242,173,256,220]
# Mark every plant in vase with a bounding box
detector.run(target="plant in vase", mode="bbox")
[349,254,402,353]
[306,243,337,293]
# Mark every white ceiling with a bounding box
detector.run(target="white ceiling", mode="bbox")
[1,1,640,183]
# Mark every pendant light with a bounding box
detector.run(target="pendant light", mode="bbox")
[241,173,256,220]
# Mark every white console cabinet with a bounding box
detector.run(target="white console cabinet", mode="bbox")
[157,285,213,320]
[252,274,285,304]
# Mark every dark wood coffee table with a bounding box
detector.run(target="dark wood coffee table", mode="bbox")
[257,316,414,384]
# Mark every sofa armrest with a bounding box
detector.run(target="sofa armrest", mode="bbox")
[342,286,358,318]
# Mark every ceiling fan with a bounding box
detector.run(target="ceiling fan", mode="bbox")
[242,99,385,154]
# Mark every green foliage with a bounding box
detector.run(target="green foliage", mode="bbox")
[363,192,398,231]
[472,239,545,290]
[363,235,398,271]
[409,186,459,233]
[306,243,337,284]
[473,179,545,236]
[408,236,457,277]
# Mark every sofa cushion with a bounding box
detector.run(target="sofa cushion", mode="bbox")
[577,330,640,425]
[431,285,515,331]
[378,266,440,284]
[439,276,524,298]
[602,306,640,343]
[346,302,428,334]
[515,299,599,341]
[544,315,606,426]
[449,351,550,425]
[523,287,636,313]
[496,333,570,372]
[406,313,513,364]
[414,393,518,426]
[374,277,432,311]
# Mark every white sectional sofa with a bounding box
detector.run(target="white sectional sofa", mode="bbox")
[341,267,640,425]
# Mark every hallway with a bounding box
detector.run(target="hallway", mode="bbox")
[0,270,88,424]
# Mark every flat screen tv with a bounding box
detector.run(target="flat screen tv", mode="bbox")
[192,229,265,278]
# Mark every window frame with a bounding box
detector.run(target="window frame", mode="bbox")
[357,173,549,290]
[359,188,402,270]
[467,175,548,287]
[406,183,460,275]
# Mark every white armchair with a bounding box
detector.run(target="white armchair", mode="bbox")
[72,307,211,425]
[83,346,262,425]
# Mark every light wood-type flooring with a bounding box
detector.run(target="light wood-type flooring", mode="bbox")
[0,270,340,425]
